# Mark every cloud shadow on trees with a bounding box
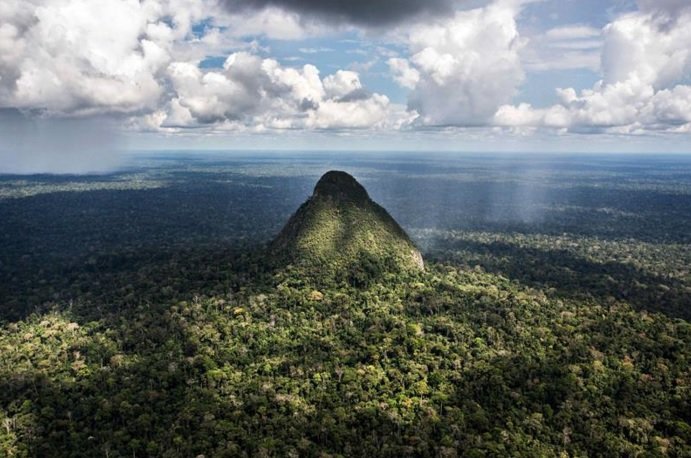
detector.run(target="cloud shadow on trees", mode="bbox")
[429,238,690,321]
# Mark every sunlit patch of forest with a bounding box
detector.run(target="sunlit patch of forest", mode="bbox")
[0,153,689,456]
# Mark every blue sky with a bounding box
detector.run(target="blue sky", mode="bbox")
[1,0,691,172]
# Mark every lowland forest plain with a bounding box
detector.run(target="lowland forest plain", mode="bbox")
[0,152,689,457]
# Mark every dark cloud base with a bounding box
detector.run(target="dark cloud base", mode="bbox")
[220,0,459,25]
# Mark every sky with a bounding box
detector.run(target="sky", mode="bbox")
[1,0,691,172]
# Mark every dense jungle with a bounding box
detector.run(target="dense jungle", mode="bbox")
[0,152,689,457]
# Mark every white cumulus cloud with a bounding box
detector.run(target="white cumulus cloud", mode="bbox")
[218,6,327,40]
[495,2,691,133]
[389,1,525,126]
[388,58,420,90]
[0,0,409,131]
[0,0,226,116]
[147,52,413,131]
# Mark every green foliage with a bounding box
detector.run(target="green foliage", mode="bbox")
[271,171,424,274]
[0,259,689,457]
[0,155,690,456]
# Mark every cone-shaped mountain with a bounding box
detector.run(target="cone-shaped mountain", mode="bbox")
[272,171,424,271]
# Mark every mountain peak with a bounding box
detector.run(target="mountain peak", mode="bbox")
[272,171,424,274]
[313,171,369,202]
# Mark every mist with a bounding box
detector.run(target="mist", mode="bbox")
[0,109,124,175]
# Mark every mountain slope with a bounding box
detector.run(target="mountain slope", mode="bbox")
[272,171,424,272]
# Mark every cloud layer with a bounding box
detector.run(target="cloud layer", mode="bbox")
[219,0,459,26]
[0,0,240,116]
[495,1,691,133]
[389,1,524,126]
[143,53,411,130]
[522,25,601,72]
[0,0,413,131]
[0,0,690,145]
